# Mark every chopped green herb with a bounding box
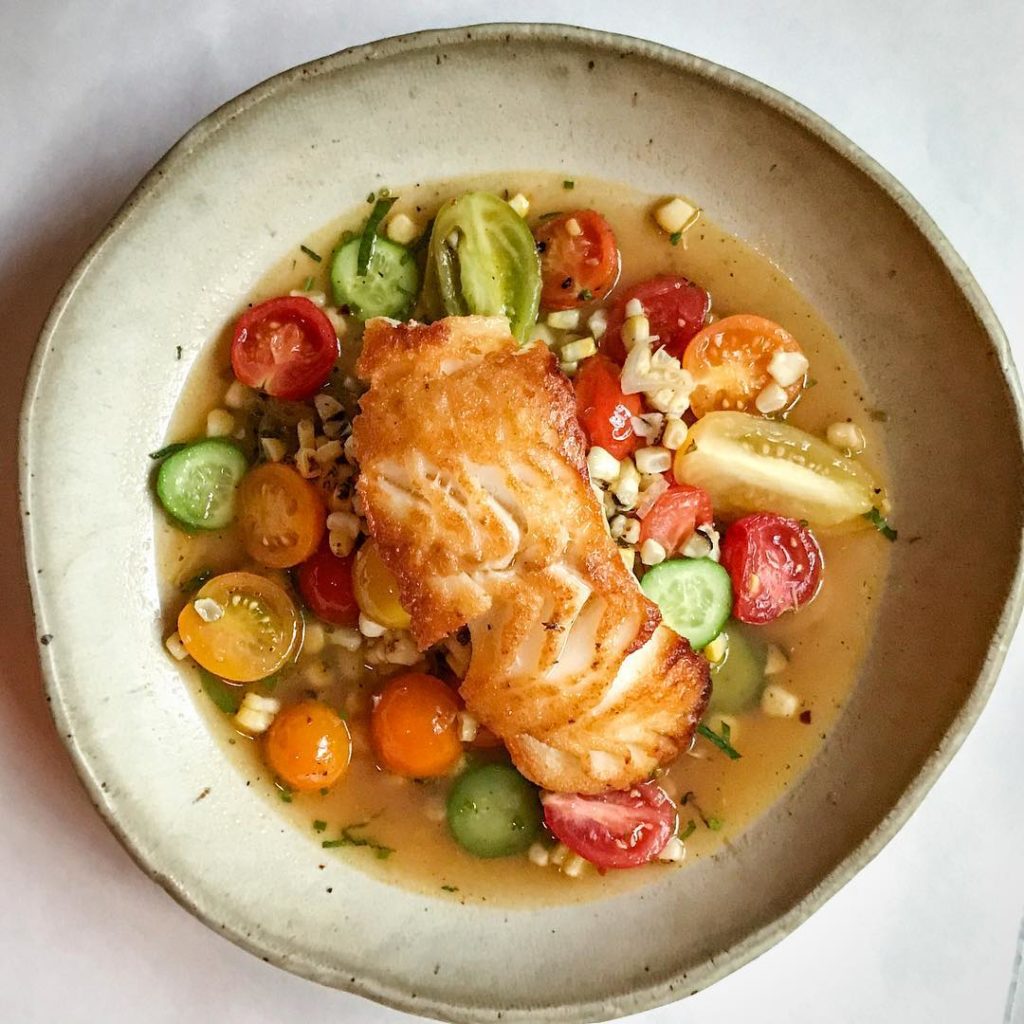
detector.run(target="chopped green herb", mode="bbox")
[721,719,732,743]
[175,345,183,360]
[149,442,187,461]
[441,884,459,892]
[357,196,398,275]
[312,819,327,833]
[669,230,682,246]
[199,670,241,714]
[798,518,809,528]
[577,288,593,301]
[868,408,889,422]
[562,179,575,190]
[300,244,322,263]
[320,787,329,796]
[180,569,213,593]
[322,822,393,859]
[707,816,724,831]
[366,191,375,203]
[378,186,391,198]
[696,722,742,760]
[303,275,314,291]
[279,788,293,804]
[864,507,897,541]
[538,210,563,221]
[678,819,698,842]
[805,377,819,388]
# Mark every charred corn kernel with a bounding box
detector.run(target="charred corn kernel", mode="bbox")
[386,212,420,245]
[764,644,789,675]
[260,437,287,462]
[234,692,280,735]
[661,417,689,450]
[343,434,358,465]
[326,626,362,651]
[562,853,588,878]
[586,446,621,483]
[703,632,729,664]
[358,613,387,639]
[206,409,234,437]
[303,621,325,656]
[224,380,252,409]
[322,419,344,440]
[528,842,551,867]
[826,421,866,453]
[547,309,580,331]
[379,631,420,666]
[315,440,343,465]
[654,196,700,235]
[297,418,316,450]
[588,308,608,339]
[314,393,343,421]
[755,382,789,414]
[621,519,641,545]
[761,683,800,718]
[295,448,319,479]
[457,710,479,743]
[328,528,356,558]
[560,336,597,363]
[508,192,530,217]
[621,314,650,351]
[613,458,640,508]
[657,836,686,862]
[609,514,628,539]
[640,538,667,566]
[767,350,810,387]
[164,631,189,661]
[634,446,672,475]
[625,297,645,319]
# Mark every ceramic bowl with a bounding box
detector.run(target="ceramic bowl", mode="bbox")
[20,24,1024,1024]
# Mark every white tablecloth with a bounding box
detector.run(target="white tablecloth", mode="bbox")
[2,2,1021,1021]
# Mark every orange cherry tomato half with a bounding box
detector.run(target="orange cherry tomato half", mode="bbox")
[295,537,359,627]
[638,484,714,556]
[535,210,619,311]
[683,314,805,418]
[573,354,643,460]
[177,571,301,682]
[231,296,339,401]
[264,700,351,791]
[238,463,325,569]
[371,672,462,779]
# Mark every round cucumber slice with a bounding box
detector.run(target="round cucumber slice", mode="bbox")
[156,439,247,530]
[330,236,419,321]
[707,627,766,715]
[446,762,541,858]
[641,557,732,650]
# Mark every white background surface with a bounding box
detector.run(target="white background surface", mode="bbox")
[2,2,1022,1022]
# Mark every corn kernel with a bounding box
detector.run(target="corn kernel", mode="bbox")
[386,212,420,245]
[508,192,530,217]
[206,409,234,437]
[640,538,667,565]
[826,421,866,453]
[661,417,689,450]
[586,446,621,483]
[634,446,672,475]
[654,196,700,235]
[547,309,580,331]
[761,684,800,718]
[560,336,597,363]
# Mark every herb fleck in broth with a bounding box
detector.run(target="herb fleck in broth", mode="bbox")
[156,173,890,904]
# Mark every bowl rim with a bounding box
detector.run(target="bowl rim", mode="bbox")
[19,22,1024,1024]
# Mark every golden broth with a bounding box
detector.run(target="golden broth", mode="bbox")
[156,173,890,905]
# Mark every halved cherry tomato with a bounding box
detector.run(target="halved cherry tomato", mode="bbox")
[720,513,823,624]
[371,672,462,778]
[177,571,300,682]
[265,700,351,791]
[535,210,619,311]
[542,781,677,869]
[638,484,714,555]
[353,539,411,630]
[602,275,710,363]
[295,537,358,627]
[238,463,325,569]
[574,354,642,460]
[231,296,339,401]
[684,314,804,418]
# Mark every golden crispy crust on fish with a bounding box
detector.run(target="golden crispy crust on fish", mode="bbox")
[353,315,709,793]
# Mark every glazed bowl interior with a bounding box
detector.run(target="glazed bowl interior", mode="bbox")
[20,25,1023,1024]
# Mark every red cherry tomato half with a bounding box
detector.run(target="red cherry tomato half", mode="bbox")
[535,210,620,311]
[720,513,824,625]
[602,275,711,363]
[639,485,714,555]
[295,537,359,627]
[231,296,339,401]
[543,781,677,869]
[573,354,643,460]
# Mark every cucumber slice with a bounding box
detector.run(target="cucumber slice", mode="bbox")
[156,439,247,530]
[707,627,766,715]
[641,557,732,649]
[447,762,541,858]
[674,411,880,529]
[330,236,419,321]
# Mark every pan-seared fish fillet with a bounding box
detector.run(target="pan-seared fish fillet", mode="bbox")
[354,315,709,793]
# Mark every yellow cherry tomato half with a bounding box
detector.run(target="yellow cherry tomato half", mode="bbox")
[371,673,462,778]
[353,539,411,630]
[238,463,325,569]
[177,571,300,682]
[683,314,805,418]
[265,700,351,792]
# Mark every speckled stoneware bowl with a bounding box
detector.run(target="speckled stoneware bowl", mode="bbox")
[20,24,1024,1024]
